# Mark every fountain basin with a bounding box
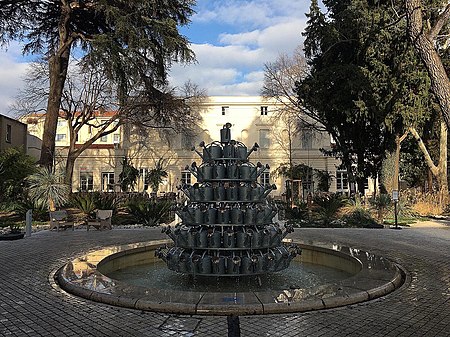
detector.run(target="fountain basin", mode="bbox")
[55,239,404,315]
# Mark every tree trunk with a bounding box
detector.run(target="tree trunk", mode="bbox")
[39,48,71,167]
[410,121,448,205]
[39,3,73,168]
[393,131,409,192]
[64,154,77,189]
[437,121,448,204]
[405,0,450,128]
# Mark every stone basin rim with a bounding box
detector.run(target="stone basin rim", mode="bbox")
[54,239,405,316]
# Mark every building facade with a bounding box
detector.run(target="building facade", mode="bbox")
[0,114,28,152]
[24,96,371,199]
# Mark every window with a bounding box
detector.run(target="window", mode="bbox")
[221,106,229,115]
[79,172,94,191]
[260,106,268,115]
[260,172,270,186]
[55,134,66,141]
[301,129,313,150]
[302,169,314,197]
[6,124,11,143]
[181,171,191,186]
[336,171,348,191]
[101,172,115,192]
[139,168,149,191]
[57,120,65,127]
[100,135,108,142]
[259,129,270,148]
[113,134,120,143]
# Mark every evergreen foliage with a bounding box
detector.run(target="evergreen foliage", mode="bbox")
[0,148,36,202]
[298,0,435,194]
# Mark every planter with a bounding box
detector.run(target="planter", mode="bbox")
[0,233,25,241]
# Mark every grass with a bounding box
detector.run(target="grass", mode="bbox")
[382,216,427,226]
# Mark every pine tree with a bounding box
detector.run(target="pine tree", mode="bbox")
[0,1,196,168]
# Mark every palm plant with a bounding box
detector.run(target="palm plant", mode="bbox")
[26,167,70,211]
[145,159,168,195]
[119,157,140,192]
[126,198,173,226]
[70,192,98,220]
[313,193,347,225]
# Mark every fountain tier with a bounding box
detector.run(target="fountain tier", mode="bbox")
[157,123,299,276]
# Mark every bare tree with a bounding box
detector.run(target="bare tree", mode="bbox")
[262,46,324,131]
[16,62,206,188]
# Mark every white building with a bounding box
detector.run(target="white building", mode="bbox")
[24,96,369,199]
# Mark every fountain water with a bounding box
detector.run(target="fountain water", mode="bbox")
[156,123,299,276]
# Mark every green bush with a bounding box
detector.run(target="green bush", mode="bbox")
[14,198,49,222]
[313,193,347,225]
[0,148,36,202]
[94,192,122,213]
[341,208,381,228]
[126,197,173,226]
[70,192,98,220]
[70,192,122,220]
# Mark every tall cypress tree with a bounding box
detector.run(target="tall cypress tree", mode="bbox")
[298,0,432,194]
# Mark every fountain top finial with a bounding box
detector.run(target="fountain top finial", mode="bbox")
[220,122,232,143]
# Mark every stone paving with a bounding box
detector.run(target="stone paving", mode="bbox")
[0,223,449,336]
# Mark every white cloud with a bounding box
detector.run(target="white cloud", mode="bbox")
[170,17,307,96]
[194,0,310,29]
[0,47,30,117]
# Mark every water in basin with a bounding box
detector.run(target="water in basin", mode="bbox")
[106,260,352,292]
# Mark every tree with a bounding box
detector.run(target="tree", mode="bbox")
[298,0,401,194]
[297,0,445,195]
[405,0,450,128]
[15,62,205,188]
[0,0,195,168]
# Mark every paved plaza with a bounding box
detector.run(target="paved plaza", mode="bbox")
[1,222,449,336]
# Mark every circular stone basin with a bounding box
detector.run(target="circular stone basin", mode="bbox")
[55,239,405,315]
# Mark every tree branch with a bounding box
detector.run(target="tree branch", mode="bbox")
[409,126,438,175]
[429,4,450,41]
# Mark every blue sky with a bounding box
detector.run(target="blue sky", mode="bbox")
[0,0,311,115]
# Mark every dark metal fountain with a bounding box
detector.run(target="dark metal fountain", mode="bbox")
[157,123,299,276]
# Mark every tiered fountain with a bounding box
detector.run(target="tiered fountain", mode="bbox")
[157,123,299,276]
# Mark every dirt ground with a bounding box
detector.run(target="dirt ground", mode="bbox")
[409,219,450,228]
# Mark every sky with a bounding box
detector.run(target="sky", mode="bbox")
[0,0,311,117]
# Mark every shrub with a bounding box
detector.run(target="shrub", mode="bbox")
[14,197,49,222]
[26,167,70,211]
[126,197,173,226]
[0,148,36,202]
[70,192,98,220]
[313,193,347,225]
[94,192,122,213]
[369,194,392,222]
[341,208,381,228]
